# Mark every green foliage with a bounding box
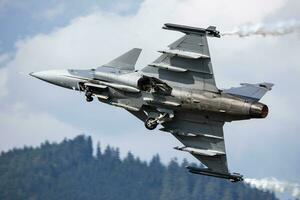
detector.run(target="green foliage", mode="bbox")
[0,135,278,200]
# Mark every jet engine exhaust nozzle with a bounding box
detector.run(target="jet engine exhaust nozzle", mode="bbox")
[250,103,268,118]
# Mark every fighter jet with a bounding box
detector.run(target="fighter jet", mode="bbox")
[30,23,273,182]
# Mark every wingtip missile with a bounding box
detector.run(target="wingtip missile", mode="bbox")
[163,23,220,38]
[186,166,244,182]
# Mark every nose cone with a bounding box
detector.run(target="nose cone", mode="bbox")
[30,71,52,81]
[30,69,81,90]
[30,70,72,88]
[30,70,64,81]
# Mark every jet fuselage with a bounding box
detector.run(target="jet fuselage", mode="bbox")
[30,67,268,123]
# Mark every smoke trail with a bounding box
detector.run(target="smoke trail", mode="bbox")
[245,177,300,199]
[222,20,300,37]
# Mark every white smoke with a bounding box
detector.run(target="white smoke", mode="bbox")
[245,177,300,199]
[222,20,300,37]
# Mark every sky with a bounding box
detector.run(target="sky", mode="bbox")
[0,0,299,187]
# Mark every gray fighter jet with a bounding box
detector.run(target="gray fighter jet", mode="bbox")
[30,23,273,182]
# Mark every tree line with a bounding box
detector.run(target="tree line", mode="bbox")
[0,135,278,200]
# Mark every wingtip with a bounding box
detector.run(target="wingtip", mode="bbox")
[259,82,274,90]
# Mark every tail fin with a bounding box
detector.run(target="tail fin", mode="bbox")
[102,48,142,71]
[223,82,274,102]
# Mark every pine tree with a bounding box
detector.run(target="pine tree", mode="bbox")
[96,142,101,159]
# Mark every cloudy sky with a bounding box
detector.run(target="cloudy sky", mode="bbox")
[0,0,299,184]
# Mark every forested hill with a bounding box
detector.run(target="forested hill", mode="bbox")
[0,135,277,200]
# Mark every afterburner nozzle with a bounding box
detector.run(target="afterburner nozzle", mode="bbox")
[250,103,269,118]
